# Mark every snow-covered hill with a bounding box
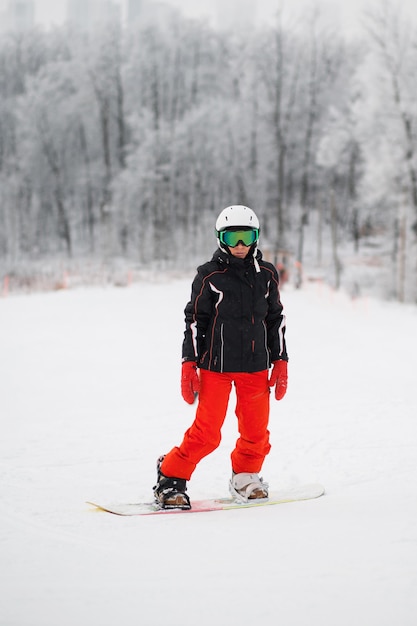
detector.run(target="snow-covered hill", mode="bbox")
[1,278,416,626]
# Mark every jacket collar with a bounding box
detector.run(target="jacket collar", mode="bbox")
[212,248,262,272]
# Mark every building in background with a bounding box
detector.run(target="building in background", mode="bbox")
[127,0,142,22]
[215,0,256,30]
[0,0,180,33]
[67,0,85,28]
[126,1,177,27]
[1,0,35,32]
[66,0,121,31]
[0,0,6,32]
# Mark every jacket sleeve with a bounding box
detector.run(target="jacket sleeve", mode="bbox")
[182,268,213,363]
[265,267,288,362]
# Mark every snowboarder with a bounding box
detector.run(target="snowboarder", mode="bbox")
[153,205,288,509]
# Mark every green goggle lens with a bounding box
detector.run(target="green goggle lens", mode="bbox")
[219,229,259,247]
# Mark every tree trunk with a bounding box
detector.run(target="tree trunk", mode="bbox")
[79,123,95,252]
[330,189,342,289]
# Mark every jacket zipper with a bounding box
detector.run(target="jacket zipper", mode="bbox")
[220,323,224,372]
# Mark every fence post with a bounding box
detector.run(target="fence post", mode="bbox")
[2,275,9,297]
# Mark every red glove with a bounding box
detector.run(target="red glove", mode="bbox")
[181,361,200,404]
[268,360,288,400]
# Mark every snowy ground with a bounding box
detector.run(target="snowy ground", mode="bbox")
[1,276,417,626]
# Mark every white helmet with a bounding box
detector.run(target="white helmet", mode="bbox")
[215,206,261,265]
[215,205,261,272]
[215,205,260,232]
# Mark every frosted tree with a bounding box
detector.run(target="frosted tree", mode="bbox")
[17,61,82,257]
[0,30,63,260]
[255,7,302,255]
[292,9,347,287]
[364,1,417,300]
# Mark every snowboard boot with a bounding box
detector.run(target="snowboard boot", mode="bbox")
[153,455,191,510]
[229,472,269,503]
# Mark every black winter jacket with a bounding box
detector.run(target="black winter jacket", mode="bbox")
[182,248,288,373]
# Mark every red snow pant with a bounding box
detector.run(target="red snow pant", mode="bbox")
[160,369,271,481]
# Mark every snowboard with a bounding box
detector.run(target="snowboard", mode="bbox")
[87,483,325,516]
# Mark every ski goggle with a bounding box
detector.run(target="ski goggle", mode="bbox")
[218,228,259,248]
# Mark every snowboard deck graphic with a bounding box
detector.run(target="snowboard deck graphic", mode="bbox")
[87,483,325,516]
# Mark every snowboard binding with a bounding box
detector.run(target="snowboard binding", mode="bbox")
[153,456,191,510]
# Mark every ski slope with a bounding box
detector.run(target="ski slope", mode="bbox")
[1,276,417,626]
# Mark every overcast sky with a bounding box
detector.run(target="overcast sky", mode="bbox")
[13,0,417,36]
